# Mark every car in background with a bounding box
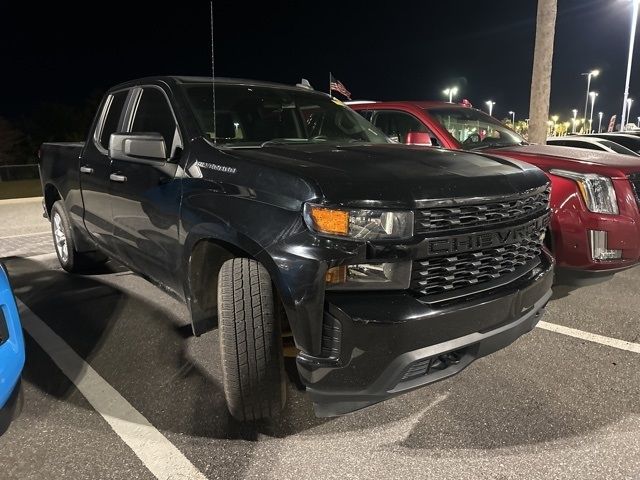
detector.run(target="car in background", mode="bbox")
[349,100,640,286]
[547,136,639,156]
[0,264,25,434]
[587,133,640,154]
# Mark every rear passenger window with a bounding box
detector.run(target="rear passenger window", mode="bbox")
[99,91,128,149]
[131,88,177,151]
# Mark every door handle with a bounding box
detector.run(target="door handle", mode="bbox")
[80,166,94,174]
[109,173,127,183]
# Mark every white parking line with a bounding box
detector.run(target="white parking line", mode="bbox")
[0,231,50,240]
[17,299,208,480]
[538,321,640,354]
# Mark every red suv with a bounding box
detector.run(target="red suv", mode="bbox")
[350,101,640,285]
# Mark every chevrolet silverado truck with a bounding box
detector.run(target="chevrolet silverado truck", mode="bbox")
[39,77,553,420]
[350,101,640,285]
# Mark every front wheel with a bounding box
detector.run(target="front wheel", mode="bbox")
[50,201,105,273]
[217,258,286,422]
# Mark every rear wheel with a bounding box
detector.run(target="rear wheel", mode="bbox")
[218,258,286,421]
[51,201,105,272]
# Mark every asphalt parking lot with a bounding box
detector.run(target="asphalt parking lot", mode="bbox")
[0,198,639,480]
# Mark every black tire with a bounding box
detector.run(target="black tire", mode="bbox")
[50,201,105,273]
[218,258,286,421]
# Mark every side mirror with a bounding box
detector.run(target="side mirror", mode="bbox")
[109,132,167,163]
[405,131,432,146]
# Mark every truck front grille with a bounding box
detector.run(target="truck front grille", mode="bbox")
[411,233,544,299]
[415,186,550,234]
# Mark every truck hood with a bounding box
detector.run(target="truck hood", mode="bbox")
[224,143,548,208]
[484,144,640,175]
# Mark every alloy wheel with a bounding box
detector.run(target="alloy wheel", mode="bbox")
[53,212,69,263]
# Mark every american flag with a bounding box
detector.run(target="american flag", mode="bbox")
[329,73,352,100]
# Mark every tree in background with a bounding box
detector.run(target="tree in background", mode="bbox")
[528,0,557,144]
[0,117,27,181]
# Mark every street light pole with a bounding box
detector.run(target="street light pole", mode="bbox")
[572,108,578,133]
[485,100,495,117]
[598,111,604,133]
[508,110,515,127]
[626,98,634,127]
[443,87,458,103]
[589,91,598,133]
[582,69,599,127]
[621,0,640,131]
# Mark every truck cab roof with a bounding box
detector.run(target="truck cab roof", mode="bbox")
[110,76,325,95]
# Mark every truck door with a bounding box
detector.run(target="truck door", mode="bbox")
[108,86,183,293]
[80,89,130,246]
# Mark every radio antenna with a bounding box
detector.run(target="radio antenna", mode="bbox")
[210,1,217,144]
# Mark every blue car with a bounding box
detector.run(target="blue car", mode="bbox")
[0,264,25,434]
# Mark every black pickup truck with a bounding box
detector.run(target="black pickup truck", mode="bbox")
[39,76,553,420]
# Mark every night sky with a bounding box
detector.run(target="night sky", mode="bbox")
[0,0,637,125]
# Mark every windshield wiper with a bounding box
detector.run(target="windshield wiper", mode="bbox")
[260,138,310,147]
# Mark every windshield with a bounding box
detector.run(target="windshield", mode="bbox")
[427,107,525,150]
[183,84,389,147]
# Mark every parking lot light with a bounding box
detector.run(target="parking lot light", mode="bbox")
[582,69,600,126]
[621,0,639,131]
[598,111,604,133]
[485,100,495,116]
[589,92,598,133]
[572,109,578,133]
[508,110,515,126]
[443,87,458,103]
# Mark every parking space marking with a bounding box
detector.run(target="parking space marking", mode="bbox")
[0,231,50,240]
[538,320,640,354]
[17,299,208,480]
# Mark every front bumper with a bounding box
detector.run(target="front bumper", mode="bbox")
[298,252,553,417]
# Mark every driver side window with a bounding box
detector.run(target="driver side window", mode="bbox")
[131,88,179,154]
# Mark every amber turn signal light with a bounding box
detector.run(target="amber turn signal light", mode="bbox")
[308,206,349,236]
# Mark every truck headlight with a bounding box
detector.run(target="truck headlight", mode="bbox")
[303,204,414,240]
[550,169,618,214]
[325,262,412,290]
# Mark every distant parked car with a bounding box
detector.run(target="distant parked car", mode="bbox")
[587,133,640,154]
[0,264,24,434]
[547,137,640,156]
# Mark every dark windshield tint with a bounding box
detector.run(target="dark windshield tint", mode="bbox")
[183,84,389,146]
[427,107,524,150]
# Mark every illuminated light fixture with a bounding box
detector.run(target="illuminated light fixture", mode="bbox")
[589,230,622,261]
